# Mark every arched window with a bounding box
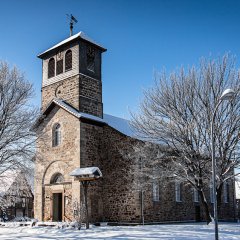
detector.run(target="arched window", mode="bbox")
[56,59,63,75]
[65,50,72,71]
[175,182,182,202]
[52,123,61,147]
[50,173,64,184]
[152,180,160,202]
[48,58,55,78]
[87,46,95,72]
[223,181,230,203]
[193,188,199,203]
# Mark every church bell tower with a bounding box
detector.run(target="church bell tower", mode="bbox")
[38,31,107,118]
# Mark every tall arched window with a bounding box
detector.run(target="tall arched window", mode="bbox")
[152,180,160,202]
[175,182,182,202]
[52,123,61,147]
[50,173,64,184]
[87,46,95,72]
[193,188,199,203]
[65,50,72,71]
[223,181,230,203]
[56,59,63,75]
[48,58,55,78]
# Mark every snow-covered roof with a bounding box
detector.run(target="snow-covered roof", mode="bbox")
[0,171,34,203]
[53,99,105,123]
[38,31,106,58]
[103,114,135,137]
[69,167,102,179]
[34,98,137,138]
[0,170,18,197]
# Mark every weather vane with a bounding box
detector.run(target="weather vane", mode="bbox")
[67,14,78,36]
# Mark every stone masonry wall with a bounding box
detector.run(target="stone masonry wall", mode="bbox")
[100,126,140,223]
[98,125,235,223]
[79,121,141,223]
[79,75,102,118]
[41,75,80,111]
[35,109,236,223]
[143,181,201,222]
[41,74,102,118]
[79,121,104,222]
[34,107,81,221]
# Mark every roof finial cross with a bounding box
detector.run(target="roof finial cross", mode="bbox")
[67,14,78,37]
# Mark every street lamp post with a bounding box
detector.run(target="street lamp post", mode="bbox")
[211,88,235,240]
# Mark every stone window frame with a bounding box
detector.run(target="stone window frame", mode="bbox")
[152,180,160,202]
[52,123,61,147]
[48,57,55,78]
[65,49,72,72]
[175,182,182,202]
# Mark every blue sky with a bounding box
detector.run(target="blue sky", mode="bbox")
[1,0,240,119]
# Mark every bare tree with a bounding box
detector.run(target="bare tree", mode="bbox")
[131,54,240,223]
[0,61,37,178]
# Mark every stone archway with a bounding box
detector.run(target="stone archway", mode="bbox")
[43,160,70,185]
[42,161,72,221]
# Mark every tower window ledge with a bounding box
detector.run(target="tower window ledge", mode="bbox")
[65,68,72,72]
[87,68,95,73]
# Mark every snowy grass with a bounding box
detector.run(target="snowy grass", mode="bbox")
[0,222,239,239]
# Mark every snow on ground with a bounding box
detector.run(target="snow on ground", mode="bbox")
[0,222,239,240]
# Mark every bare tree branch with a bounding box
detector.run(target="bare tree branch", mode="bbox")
[131,54,240,223]
[0,61,38,209]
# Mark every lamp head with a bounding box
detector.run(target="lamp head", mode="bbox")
[220,89,235,101]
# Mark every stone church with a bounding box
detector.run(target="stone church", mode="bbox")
[33,31,236,224]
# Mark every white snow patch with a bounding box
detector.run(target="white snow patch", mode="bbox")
[0,223,239,240]
[69,167,102,177]
[38,32,105,57]
[42,99,136,138]
[103,114,136,138]
[53,99,105,123]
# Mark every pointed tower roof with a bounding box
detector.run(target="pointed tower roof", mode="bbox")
[38,31,106,58]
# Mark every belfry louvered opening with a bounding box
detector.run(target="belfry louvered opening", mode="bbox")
[48,58,55,78]
[56,59,63,75]
[65,50,72,71]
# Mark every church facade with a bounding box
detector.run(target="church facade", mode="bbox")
[34,31,236,224]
